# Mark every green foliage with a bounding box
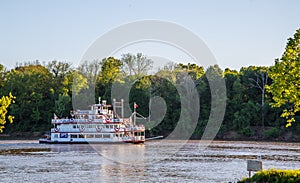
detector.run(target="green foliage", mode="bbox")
[268,28,300,127]
[6,65,54,131]
[233,101,259,132]
[239,169,300,183]
[99,57,123,84]
[0,92,15,133]
[263,127,281,139]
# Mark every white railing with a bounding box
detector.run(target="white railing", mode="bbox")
[51,118,121,124]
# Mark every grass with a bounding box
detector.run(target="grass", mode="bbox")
[238,169,300,183]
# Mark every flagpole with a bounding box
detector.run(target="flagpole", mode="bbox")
[133,102,136,126]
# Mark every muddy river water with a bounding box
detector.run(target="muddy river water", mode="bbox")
[0,140,299,182]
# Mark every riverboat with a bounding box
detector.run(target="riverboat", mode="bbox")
[39,99,145,144]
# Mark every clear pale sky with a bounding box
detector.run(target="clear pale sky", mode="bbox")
[0,0,299,70]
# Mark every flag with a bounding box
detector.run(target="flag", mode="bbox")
[134,102,138,109]
[54,113,58,119]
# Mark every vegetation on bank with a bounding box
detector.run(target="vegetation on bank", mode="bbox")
[0,28,300,141]
[238,169,300,183]
[0,92,15,133]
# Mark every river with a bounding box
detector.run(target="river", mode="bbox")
[0,140,299,183]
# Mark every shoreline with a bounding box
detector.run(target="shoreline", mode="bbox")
[1,137,300,144]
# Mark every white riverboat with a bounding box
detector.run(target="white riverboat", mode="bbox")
[39,99,145,144]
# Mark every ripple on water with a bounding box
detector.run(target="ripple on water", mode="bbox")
[0,140,300,182]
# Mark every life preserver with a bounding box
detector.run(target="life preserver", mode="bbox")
[54,128,60,132]
[105,118,110,123]
[114,128,120,132]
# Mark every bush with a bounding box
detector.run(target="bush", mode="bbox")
[239,127,254,137]
[238,169,300,183]
[263,127,280,139]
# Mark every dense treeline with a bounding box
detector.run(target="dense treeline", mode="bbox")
[0,28,300,141]
[0,60,297,140]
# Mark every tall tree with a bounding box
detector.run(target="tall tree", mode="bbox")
[248,68,269,128]
[96,57,123,101]
[268,28,300,127]
[121,53,153,77]
[99,57,123,84]
[73,60,102,109]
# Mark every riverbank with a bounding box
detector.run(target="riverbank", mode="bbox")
[1,130,300,143]
[0,132,41,140]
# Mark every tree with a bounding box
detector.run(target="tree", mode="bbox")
[268,28,300,127]
[77,59,101,85]
[223,69,243,130]
[74,60,102,109]
[121,53,153,77]
[248,68,268,128]
[96,57,123,102]
[6,64,53,132]
[47,60,71,78]
[0,64,6,89]
[99,57,123,84]
[0,93,15,133]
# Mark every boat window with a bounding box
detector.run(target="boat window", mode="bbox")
[105,125,109,128]
[73,125,77,128]
[54,134,58,138]
[141,132,144,136]
[71,134,78,138]
[134,132,142,136]
[103,134,110,138]
[86,134,94,138]
[95,134,102,138]
[79,134,84,138]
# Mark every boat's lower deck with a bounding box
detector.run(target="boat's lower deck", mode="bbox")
[39,139,144,144]
[39,132,145,144]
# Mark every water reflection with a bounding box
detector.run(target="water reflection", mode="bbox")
[49,143,147,182]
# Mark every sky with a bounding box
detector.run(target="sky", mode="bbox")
[0,0,299,70]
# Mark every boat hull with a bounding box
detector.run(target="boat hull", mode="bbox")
[39,139,144,144]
